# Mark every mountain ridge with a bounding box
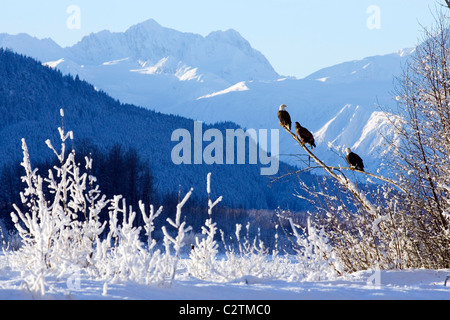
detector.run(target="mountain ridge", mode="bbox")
[64,19,279,84]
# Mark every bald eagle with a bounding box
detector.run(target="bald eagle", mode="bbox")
[295,122,316,149]
[278,104,291,130]
[345,148,364,171]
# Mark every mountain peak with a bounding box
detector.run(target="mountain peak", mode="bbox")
[65,19,279,82]
[0,19,279,87]
[207,28,244,39]
[126,18,165,34]
[206,29,250,48]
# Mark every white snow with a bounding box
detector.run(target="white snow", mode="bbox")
[0,254,448,300]
[43,58,65,69]
[176,66,201,81]
[352,111,391,152]
[102,57,129,66]
[316,77,328,82]
[131,57,171,75]
[197,81,250,100]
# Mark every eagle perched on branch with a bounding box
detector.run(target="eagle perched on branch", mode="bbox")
[295,122,316,149]
[345,148,364,171]
[278,104,291,131]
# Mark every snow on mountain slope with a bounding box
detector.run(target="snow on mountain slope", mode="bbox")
[0,19,414,174]
[66,19,279,84]
[197,81,249,99]
[0,19,279,108]
[305,48,414,84]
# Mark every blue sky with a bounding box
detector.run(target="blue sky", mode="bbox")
[0,0,442,78]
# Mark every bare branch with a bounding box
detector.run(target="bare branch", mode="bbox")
[272,163,406,193]
[278,124,409,215]
[280,125,375,212]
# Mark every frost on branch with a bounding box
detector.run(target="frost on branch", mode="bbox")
[140,201,163,253]
[161,187,193,285]
[188,173,222,280]
[10,117,109,294]
[289,217,342,281]
[8,111,175,293]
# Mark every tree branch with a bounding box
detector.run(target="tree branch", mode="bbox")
[279,124,406,212]
[271,162,406,193]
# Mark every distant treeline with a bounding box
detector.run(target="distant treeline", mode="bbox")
[0,140,303,249]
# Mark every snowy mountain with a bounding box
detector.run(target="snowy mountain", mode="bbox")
[305,48,414,84]
[3,19,278,110]
[0,19,413,173]
[66,19,278,82]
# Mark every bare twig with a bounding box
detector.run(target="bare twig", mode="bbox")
[271,164,405,193]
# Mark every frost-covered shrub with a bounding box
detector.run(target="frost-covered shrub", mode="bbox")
[219,223,270,279]
[186,174,294,282]
[6,110,193,293]
[289,217,343,281]
[8,112,111,294]
[161,187,193,286]
[188,173,222,280]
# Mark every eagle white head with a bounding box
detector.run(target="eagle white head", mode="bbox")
[345,148,352,155]
[279,104,287,111]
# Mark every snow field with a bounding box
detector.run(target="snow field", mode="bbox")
[0,254,449,300]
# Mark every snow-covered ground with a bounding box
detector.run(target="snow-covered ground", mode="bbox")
[0,255,448,300]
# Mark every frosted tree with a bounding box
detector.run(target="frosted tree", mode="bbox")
[279,116,403,271]
[188,173,222,279]
[277,11,450,271]
[140,201,163,254]
[161,187,193,285]
[98,195,149,283]
[289,217,343,280]
[10,110,109,294]
[386,11,450,268]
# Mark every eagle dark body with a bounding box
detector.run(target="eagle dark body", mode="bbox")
[278,105,291,130]
[295,122,316,148]
[278,110,291,130]
[346,149,364,171]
